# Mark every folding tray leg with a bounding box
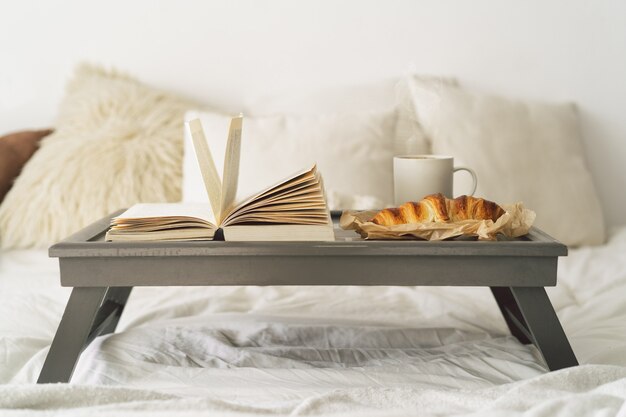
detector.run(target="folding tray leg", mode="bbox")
[491,286,533,344]
[37,286,132,383]
[491,286,578,371]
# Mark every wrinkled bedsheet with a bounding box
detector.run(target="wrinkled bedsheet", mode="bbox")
[1,227,625,414]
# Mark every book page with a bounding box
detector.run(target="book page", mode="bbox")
[223,165,333,227]
[187,119,222,219]
[222,166,315,224]
[223,224,334,242]
[106,203,217,242]
[219,115,243,223]
[113,203,216,225]
[107,228,216,242]
[229,214,329,224]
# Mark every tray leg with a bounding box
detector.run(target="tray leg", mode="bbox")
[37,286,132,383]
[491,286,578,371]
[491,287,532,344]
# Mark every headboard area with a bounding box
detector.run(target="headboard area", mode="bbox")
[0,0,624,228]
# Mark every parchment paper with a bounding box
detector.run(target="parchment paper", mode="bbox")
[340,203,536,241]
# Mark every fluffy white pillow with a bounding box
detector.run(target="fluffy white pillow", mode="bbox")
[183,110,397,210]
[406,79,605,246]
[0,64,195,248]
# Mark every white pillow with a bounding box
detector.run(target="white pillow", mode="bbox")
[244,77,444,156]
[183,110,396,210]
[406,79,605,246]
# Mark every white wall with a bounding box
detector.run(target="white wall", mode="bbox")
[1,0,625,228]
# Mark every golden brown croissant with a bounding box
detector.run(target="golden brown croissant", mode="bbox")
[446,195,505,222]
[371,194,505,226]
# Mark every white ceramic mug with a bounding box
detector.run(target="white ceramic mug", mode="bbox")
[393,155,478,205]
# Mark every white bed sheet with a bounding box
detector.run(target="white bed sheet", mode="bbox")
[1,227,626,411]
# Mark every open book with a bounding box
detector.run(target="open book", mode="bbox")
[105,116,335,242]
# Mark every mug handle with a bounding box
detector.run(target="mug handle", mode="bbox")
[453,167,478,196]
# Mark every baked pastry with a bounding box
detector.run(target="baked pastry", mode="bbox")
[371,194,449,225]
[446,195,505,222]
[371,194,505,226]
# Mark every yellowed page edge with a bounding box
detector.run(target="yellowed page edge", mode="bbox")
[223,224,334,242]
[231,190,325,216]
[223,165,316,220]
[223,166,318,224]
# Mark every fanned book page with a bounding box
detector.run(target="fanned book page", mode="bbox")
[106,116,334,242]
[187,119,223,219]
[222,167,334,241]
[105,203,217,242]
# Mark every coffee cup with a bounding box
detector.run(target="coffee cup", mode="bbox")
[393,155,477,205]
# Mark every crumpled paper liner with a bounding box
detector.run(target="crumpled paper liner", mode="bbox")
[340,203,536,241]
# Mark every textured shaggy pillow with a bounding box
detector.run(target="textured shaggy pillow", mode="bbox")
[0,65,194,248]
[405,79,605,246]
[0,129,52,203]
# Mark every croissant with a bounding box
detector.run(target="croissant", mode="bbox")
[371,194,505,226]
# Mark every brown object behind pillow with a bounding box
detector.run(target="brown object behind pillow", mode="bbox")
[0,129,53,203]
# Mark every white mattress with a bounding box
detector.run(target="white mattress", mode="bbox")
[1,227,626,413]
